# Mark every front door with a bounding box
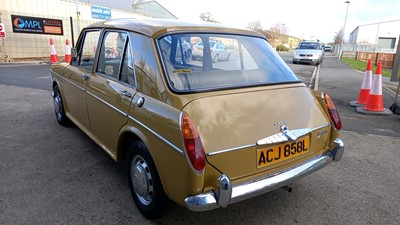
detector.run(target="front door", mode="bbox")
[62,30,100,131]
[86,31,137,157]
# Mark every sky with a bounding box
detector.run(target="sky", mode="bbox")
[81,0,400,43]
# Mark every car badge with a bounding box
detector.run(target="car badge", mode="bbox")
[281,125,297,141]
[273,121,288,126]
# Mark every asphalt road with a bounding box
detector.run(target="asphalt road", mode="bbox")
[1,58,400,225]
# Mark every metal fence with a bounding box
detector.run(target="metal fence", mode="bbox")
[334,43,398,56]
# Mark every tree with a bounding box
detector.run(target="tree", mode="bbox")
[199,12,220,23]
[247,21,263,32]
[267,23,289,47]
[132,0,145,11]
[334,28,344,45]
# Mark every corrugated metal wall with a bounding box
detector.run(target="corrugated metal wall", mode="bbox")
[0,0,140,62]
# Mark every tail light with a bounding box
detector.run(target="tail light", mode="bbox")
[323,92,342,130]
[181,113,206,173]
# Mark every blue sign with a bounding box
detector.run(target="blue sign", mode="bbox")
[91,6,112,20]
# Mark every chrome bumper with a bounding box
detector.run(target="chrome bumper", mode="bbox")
[185,138,344,212]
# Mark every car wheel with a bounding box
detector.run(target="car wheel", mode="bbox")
[127,141,168,219]
[292,60,297,64]
[226,53,230,61]
[53,85,71,126]
[213,54,219,63]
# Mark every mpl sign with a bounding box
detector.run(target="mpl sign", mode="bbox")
[11,15,63,35]
[0,23,6,38]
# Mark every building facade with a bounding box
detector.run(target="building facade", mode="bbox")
[0,0,174,61]
[349,19,400,52]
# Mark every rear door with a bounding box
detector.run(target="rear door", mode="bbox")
[86,30,137,157]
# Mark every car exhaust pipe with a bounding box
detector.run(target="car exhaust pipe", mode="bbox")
[282,185,293,192]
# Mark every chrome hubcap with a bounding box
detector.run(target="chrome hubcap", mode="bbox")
[53,93,62,121]
[130,155,153,205]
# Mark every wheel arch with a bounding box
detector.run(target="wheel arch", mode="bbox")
[117,128,143,163]
[117,124,203,205]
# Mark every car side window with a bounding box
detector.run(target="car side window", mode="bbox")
[78,30,100,71]
[96,31,127,79]
[120,40,135,86]
[131,33,164,96]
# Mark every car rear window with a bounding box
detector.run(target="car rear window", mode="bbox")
[157,33,298,92]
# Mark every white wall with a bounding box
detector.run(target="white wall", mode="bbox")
[351,20,400,47]
[0,0,143,61]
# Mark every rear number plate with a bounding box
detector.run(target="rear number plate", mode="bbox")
[257,136,310,168]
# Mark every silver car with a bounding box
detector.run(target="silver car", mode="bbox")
[293,41,324,65]
[192,40,230,62]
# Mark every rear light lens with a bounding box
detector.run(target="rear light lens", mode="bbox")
[323,92,342,130]
[181,113,206,173]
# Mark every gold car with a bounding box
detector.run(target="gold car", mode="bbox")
[50,18,344,219]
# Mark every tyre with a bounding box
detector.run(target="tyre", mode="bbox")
[53,85,71,126]
[292,60,297,64]
[127,141,168,219]
[226,53,230,61]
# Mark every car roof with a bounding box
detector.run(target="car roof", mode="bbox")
[86,18,265,39]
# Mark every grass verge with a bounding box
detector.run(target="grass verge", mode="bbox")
[341,58,391,77]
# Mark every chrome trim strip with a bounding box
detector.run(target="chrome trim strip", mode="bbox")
[50,70,85,92]
[207,144,256,156]
[185,137,344,212]
[257,123,331,145]
[208,123,331,156]
[257,128,311,145]
[86,91,127,117]
[63,76,86,92]
[128,115,184,155]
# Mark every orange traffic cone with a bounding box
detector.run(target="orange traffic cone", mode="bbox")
[64,39,72,63]
[111,47,116,57]
[49,38,59,63]
[349,59,372,107]
[365,63,384,111]
[356,62,392,115]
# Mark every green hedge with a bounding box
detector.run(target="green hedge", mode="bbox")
[276,45,289,51]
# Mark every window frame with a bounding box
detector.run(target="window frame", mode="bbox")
[73,28,101,72]
[93,29,137,89]
[156,32,301,94]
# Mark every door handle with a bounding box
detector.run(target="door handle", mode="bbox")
[120,90,132,98]
[82,73,90,80]
[136,97,145,108]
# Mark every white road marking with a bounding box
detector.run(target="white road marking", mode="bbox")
[37,76,51,79]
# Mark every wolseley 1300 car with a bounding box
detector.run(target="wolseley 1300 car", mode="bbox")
[50,18,344,219]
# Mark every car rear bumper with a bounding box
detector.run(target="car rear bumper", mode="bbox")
[185,138,344,212]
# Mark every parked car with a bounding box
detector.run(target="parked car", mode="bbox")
[192,40,230,62]
[160,35,192,63]
[293,41,324,65]
[324,45,332,52]
[50,18,344,219]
